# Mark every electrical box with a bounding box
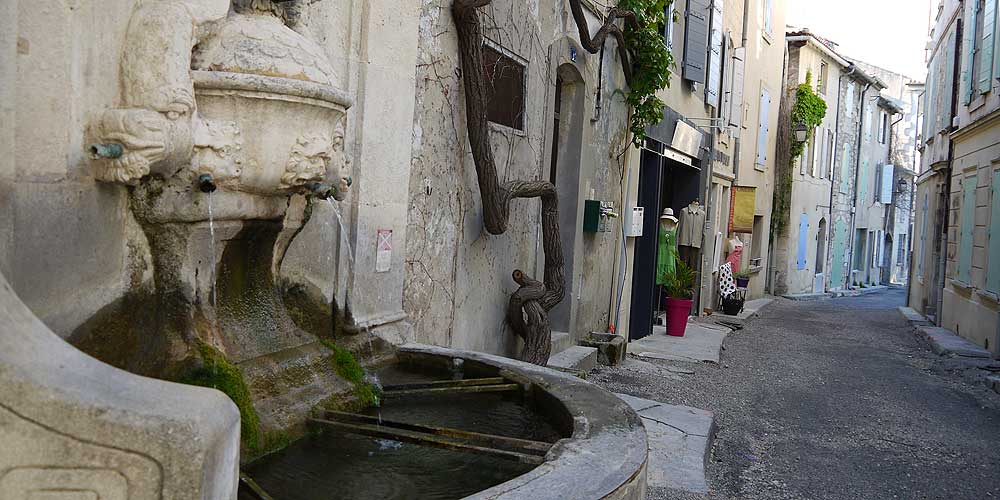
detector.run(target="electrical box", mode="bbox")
[625,207,644,237]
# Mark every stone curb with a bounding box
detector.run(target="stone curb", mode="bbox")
[897,306,932,327]
[914,326,992,359]
[781,292,830,301]
[830,285,889,297]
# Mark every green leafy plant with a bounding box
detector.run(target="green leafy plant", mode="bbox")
[619,0,676,145]
[734,270,752,280]
[665,260,696,299]
[789,71,827,159]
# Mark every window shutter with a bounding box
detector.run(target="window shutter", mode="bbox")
[944,28,957,130]
[919,193,928,277]
[756,88,770,165]
[764,0,773,35]
[840,143,851,193]
[965,1,978,104]
[683,0,711,84]
[797,213,809,270]
[705,0,724,108]
[729,47,746,127]
[981,0,996,92]
[880,164,895,203]
[859,159,869,203]
[958,175,977,283]
[845,82,855,119]
[863,103,872,141]
[987,169,1000,292]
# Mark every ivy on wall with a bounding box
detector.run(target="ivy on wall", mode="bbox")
[789,71,827,159]
[617,0,676,145]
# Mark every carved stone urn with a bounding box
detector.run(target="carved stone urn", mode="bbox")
[75,0,369,453]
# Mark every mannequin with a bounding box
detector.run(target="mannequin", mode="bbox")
[725,233,744,274]
[677,201,706,268]
[657,208,679,285]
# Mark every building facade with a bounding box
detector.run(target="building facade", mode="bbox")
[615,0,786,341]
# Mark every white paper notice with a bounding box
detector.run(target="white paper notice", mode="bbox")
[376,229,392,273]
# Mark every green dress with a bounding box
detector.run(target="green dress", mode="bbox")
[657,227,678,285]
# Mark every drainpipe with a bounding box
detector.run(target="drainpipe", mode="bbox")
[846,81,873,286]
[827,64,856,291]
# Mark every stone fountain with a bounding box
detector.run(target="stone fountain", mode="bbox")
[72,0,376,453]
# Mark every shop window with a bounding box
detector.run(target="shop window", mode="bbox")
[483,44,526,131]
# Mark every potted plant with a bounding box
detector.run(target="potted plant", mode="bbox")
[664,261,696,337]
[734,269,751,288]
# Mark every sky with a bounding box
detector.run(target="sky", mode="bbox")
[786,0,932,81]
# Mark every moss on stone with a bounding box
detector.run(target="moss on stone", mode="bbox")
[181,340,262,451]
[319,339,380,409]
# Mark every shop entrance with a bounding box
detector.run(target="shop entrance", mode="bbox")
[628,140,701,341]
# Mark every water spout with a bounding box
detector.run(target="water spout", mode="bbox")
[88,143,124,159]
[307,182,334,199]
[198,174,217,193]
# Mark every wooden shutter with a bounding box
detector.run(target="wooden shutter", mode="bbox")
[880,164,894,203]
[683,0,711,84]
[729,47,746,128]
[797,213,809,270]
[705,0,724,108]
[840,143,852,194]
[755,88,770,166]
[946,28,957,130]
[988,169,1000,292]
[981,0,996,92]
[958,175,977,283]
[965,0,978,104]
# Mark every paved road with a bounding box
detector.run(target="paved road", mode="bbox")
[593,289,1000,500]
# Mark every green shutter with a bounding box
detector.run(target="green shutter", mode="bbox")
[840,143,851,193]
[980,0,996,92]
[988,170,1000,292]
[831,220,848,288]
[958,175,977,283]
[965,1,979,104]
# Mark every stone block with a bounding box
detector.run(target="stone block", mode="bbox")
[916,326,992,358]
[548,346,599,372]
[581,332,626,366]
[550,331,573,354]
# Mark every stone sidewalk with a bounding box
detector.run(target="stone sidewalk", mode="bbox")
[615,393,717,494]
[632,320,729,364]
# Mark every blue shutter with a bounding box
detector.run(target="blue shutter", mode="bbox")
[880,164,895,203]
[797,214,809,270]
[981,0,996,92]
[756,88,770,166]
[705,0,724,108]
[958,175,977,283]
[988,170,1000,292]
[840,143,852,193]
[831,220,848,288]
[683,0,711,84]
[919,193,928,277]
[965,1,978,104]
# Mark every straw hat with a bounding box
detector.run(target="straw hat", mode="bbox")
[659,208,678,223]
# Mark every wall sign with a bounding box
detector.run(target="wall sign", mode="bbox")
[376,229,392,273]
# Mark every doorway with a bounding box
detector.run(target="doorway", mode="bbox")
[547,67,585,334]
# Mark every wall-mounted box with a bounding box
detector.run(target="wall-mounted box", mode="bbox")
[583,200,602,233]
[625,207,643,237]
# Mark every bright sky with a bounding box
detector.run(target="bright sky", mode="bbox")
[786,0,932,81]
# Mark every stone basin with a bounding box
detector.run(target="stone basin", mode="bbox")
[192,70,353,195]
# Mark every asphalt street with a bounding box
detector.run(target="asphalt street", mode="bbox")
[593,289,1000,500]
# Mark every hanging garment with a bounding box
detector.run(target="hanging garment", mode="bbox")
[725,240,744,274]
[719,262,737,297]
[657,227,678,285]
[678,204,707,248]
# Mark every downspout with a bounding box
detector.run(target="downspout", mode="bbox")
[827,64,856,291]
[846,81,873,286]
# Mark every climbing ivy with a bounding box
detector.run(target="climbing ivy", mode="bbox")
[618,0,676,145]
[789,71,827,159]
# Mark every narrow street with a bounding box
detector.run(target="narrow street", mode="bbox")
[594,290,1000,500]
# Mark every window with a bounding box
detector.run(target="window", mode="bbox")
[879,110,888,144]
[800,140,809,175]
[751,215,764,267]
[483,43,525,131]
[664,2,676,49]
[811,133,820,177]
[897,233,907,264]
[957,174,977,283]
[818,62,828,94]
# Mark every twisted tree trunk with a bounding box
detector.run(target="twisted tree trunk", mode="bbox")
[452,0,635,365]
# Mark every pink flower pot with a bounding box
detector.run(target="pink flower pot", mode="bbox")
[666,297,693,337]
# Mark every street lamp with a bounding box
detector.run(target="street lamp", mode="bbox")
[792,122,808,143]
[894,178,908,195]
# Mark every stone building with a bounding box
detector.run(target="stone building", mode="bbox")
[772,29,907,295]
[911,0,1000,356]
[616,0,786,340]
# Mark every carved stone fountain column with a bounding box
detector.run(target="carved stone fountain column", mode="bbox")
[74,0,364,447]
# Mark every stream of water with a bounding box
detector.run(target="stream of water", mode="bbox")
[208,191,217,311]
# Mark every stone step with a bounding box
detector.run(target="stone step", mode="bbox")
[550,331,573,354]
[547,346,598,372]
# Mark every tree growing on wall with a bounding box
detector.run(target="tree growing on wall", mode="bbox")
[451,0,673,364]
